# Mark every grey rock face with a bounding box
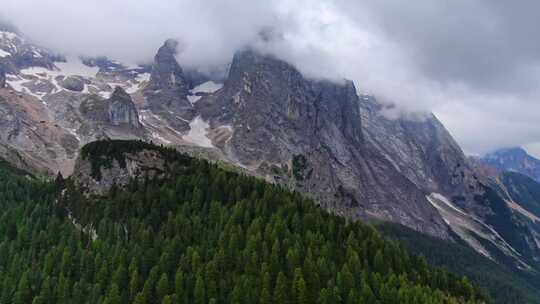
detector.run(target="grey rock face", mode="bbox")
[197,49,450,238]
[60,76,85,92]
[143,39,195,132]
[108,87,141,128]
[359,96,487,216]
[79,87,141,129]
[0,67,5,89]
[80,95,109,123]
[147,39,189,94]
[71,149,167,196]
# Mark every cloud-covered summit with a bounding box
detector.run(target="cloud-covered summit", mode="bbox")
[3,0,540,156]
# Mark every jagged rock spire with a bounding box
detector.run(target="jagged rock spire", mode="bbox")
[147,39,189,95]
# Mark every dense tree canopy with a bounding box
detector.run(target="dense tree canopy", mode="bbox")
[0,140,486,303]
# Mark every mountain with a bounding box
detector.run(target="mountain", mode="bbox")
[481,147,540,182]
[0,140,487,304]
[197,49,448,238]
[3,25,540,299]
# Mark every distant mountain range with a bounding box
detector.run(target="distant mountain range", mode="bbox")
[481,147,540,182]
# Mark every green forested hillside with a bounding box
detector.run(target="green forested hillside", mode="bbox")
[0,140,486,303]
[502,171,540,218]
[379,223,540,304]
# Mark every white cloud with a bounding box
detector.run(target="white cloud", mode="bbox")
[3,0,540,155]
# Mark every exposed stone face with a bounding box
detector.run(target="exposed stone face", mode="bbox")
[60,76,85,92]
[0,67,5,89]
[71,149,167,196]
[108,87,141,128]
[79,87,141,130]
[146,39,189,96]
[80,95,109,123]
[197,49,450,238]
[359,96,487,216]
[143,39,194,132]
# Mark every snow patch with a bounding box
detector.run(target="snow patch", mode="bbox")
[98,91,112,99]
[55,57,99,78]
[427,193,531,269]
[187,81,223,105]
[136,73,151,83]
[19,67,63,93]
[187,95,202,104]
[5,75,48,101]
[66,128,81,141]
[192,81,223,94]
[183,116,214,148]
[0,31,19,41]
[151,132,171,144]
[0,49,10,58]
[6,75,28,92]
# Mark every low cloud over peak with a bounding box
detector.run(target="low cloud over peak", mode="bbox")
[3,0,540,156]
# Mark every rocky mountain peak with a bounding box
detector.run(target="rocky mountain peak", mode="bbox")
[197,49,451,238]
[481,147,540,182]
[147,38,189,94]
[221,48,363,144]
[486,147,529,159]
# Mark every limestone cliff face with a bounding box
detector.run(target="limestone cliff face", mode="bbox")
[146,39,190,95]
[143,39,194,131]
[71,148,167,196]
[359,96,487,216]
[78,87,142,135]
[108,87,141,128]
[197,49,450,238]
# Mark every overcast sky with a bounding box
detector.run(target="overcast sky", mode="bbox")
[3,0,540,157]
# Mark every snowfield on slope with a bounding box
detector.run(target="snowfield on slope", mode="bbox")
[183,116,214,148]
[427,193,532,270]
[0,49,10,58]
[187,81,223,104]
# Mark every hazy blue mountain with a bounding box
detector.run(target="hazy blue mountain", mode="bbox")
[482,147,540,182]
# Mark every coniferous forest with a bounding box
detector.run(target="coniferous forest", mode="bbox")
[0,141,487,304]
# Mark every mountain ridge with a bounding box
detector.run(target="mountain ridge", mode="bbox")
[2,26,540,287]
[481,147,540,182]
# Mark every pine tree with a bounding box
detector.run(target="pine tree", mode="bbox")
[293,268,308,304]
[174,268,185,301]
[104,284,121,304]
[194,273,205,304]
[260,271,272,304]
[274,272,288,304]
[162,295,173,304]
[156,273,170,302]
[133,292,147,304]
[12,270,32,304]
[129,270,141,301]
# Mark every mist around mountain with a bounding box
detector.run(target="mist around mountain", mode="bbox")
[2,19,540,304]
